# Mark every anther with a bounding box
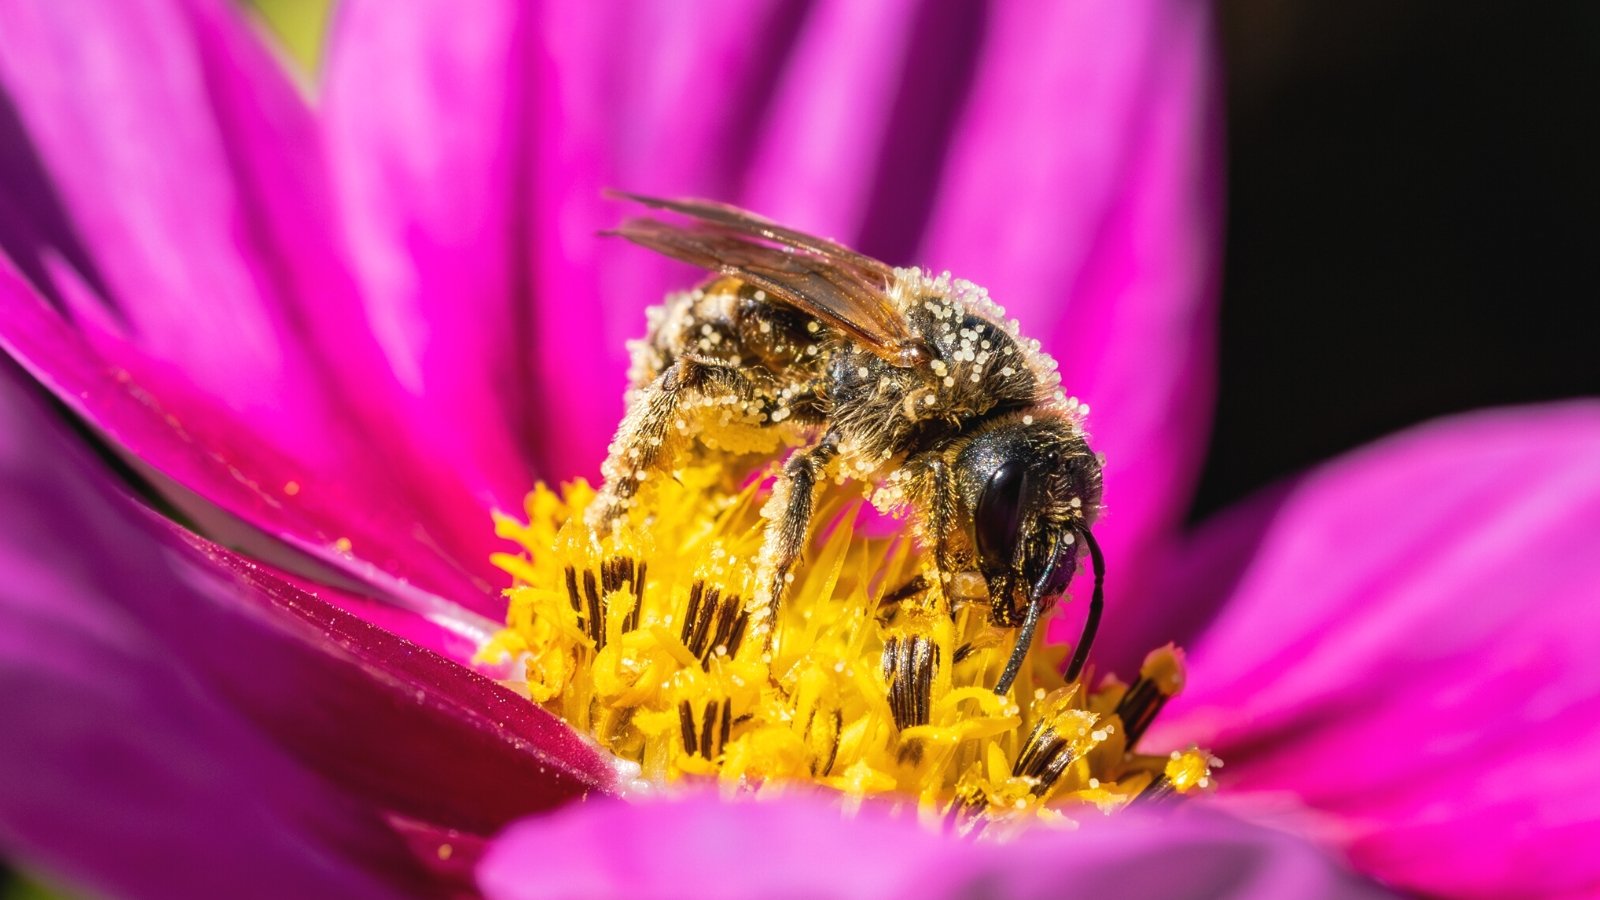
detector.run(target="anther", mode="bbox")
[882,635,940,730]
[681,580,750,669]
[1113,645,1186,748]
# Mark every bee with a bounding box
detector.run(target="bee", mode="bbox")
[590,193,1104,695]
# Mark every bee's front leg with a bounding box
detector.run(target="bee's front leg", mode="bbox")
[753,434,839,648]
[588,357,743,532]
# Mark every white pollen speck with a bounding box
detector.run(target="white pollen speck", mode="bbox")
[1022,415,1034,425]
[858,367,870,378]
[1063,532,1076,545]
[754,290,767,301]
[923,395,936,406]
[970,373,982,383]
[806,321,820,333]
[759,321,772,333]
[942,376,955,387]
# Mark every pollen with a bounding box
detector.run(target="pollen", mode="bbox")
[482,467,1215,831]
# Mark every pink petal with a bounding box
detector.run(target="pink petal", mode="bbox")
[0,363,614,896]
[0,367,412,897]
[0,0,359,466]
[323,0,905,484]
[0,259,506,618]
[917,2,1224,662]
[480,792,1385,899]
[0,0,517,618]
[1151,402,1600,898]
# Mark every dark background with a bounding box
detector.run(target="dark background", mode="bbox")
[1192,2,1600,520]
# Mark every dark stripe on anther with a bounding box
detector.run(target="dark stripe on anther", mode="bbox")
[563,566,582,614]
[726,610,750,658]
[883,635,939,730]
[699,701,718,759]
[598,556,645,634]
[1114,678,1166,748]
[582,569,605,650]
[682,582,704,644]
[628,561,647,632]
[688,585,718,658]
[678,701,697,755]
[681,580,747,668]
[1013,721,1077,796]
[1134,774,1175,807]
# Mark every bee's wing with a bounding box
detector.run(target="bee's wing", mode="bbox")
[609,193,927,366]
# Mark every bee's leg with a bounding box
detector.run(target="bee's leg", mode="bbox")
[921,456,958,575]
[588,357,741,531]
[754,434,839,647]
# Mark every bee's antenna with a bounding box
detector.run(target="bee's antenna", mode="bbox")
[1063,527,1104,683]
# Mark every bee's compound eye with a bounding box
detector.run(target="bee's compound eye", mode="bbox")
[976,460,1027,573]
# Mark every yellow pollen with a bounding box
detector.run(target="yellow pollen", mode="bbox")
[481,465,1216,829]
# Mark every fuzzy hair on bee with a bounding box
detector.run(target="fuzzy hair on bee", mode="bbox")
[591,193,1106,696]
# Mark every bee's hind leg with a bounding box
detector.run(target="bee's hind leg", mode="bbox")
[753,434,839,648]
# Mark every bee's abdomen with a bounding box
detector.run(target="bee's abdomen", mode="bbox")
[637,278,828,388]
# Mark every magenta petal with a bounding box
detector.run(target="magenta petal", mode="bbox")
[323,0,548,499]
[480,793,1386,899]
[921,2,1224,646]
[0,0,365,466]
[1152,402,1600,898]
[0,366,613,896]
[323,0,824,485]
[0,0,516,620]
[0,368,413,897]
[0,260,509,620]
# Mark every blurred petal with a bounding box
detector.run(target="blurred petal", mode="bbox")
[0,365,415,897]
[0,259,505,618]
[0,0,513,616]
[0,0,356,463]
[920,1,1223,655]
[480,793,1386,900]
[1152,402,1600,898]
[0,363,614,896]
[324,0,830,484]
[323,0,544,505]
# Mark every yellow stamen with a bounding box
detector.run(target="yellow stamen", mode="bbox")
[481,466,1217,828]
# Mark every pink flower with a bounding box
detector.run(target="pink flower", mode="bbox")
[0,1,1594,897]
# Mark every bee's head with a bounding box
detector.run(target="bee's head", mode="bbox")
[953,414,1103,624]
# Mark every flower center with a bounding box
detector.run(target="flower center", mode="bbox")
[482,466,1215,829]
